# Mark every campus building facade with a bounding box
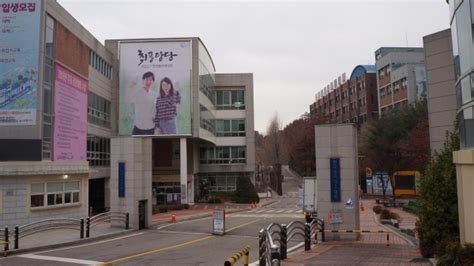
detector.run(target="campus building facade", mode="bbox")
[375,47,426,115]
[448,0,474,245]
[0,1,255,229]
[309,65,378,127]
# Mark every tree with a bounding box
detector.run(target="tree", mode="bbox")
[359,100,429,200]
[262,114,287,195]
[417,129,459,258]
[283,113,329,176]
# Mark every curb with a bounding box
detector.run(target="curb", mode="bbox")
[5,229,138,256]
[372,212,417,247]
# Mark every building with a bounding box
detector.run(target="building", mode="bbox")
[309,65,378,126]
[423,29,456,154]
[375,47,426,115]
[448,0,474,245]
[0,1,255,229]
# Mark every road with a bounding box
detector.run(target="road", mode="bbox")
[0,169,303,266]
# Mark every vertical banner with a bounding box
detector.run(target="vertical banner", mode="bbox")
[53,65,87,161]
[0,0,41,125]
[330,158,341,202]
[118,162,125,198]
[119,41,192,136]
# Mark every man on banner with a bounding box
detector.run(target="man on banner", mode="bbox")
[127,72,158,135]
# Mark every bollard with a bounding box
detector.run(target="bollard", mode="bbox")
[4,227,8,256]
[244,249,249,266]
[386,232,390,246]
[321,219,325,242]
[80,218,84,239]
[125,213,129,230]
[14,226,18,250]
[224,245,250,266]
[280,224,287,260]
[304,223,311,251]
[86,217,90,238]
[270,244,280,264]
[170,214,176,223]
[258,230,265,266]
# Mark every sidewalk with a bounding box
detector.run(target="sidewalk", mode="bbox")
[282,199,427,265]
[151,198,279,225]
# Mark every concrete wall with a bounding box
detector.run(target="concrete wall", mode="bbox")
[423,29,456,154]
[315,124,359,240]
[453,149,474,244]
[110,137,152,229]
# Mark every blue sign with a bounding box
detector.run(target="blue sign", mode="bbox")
[0,0,41,125]
[118,162,125,197]
[330,158,341,202]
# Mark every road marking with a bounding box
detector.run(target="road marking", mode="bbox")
[276,210,285,213]
[255,210,266,213]
[159,230,211,236]
[100,235,215,265]
[34,232,145,254]
[226,219,261,232]
[18,254,102,265]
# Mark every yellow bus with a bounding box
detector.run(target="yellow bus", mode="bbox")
[392,171,420,197]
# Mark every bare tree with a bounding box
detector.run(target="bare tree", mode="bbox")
[263,114,287,195]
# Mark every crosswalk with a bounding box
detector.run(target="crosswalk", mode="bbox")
[229,208,304,218]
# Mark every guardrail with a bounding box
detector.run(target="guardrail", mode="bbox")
[2,211,129,253]
[258,217,394,265]
[224,245,250,266]
[87,212,129,237]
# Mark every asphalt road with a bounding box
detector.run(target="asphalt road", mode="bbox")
[0,169,304,266]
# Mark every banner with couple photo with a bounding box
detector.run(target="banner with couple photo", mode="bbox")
[119,40,192,136]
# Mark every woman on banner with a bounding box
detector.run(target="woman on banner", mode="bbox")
[154,77,181,134]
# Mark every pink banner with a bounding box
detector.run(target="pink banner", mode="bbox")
[53,65,87,161]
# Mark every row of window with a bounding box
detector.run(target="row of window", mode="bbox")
[380,79,407,98]
[89,50,113,80]
[30,181,80,208]
[215,119,245,137]
[88,92,111,128]
[378,65,391,80]
[200,146,246,164]
[42,15,55,160]
[87,135,110,167]
[216,90,245,110]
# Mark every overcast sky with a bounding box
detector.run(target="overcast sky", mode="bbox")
[58,0,449,133]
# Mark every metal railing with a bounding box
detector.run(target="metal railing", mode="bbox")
[2,211,129,252]
[87,212,129,237]
[224,245,250,266]
[258,218,325,266]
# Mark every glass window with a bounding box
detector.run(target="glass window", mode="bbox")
[459,106,474,148]
[456,2,473,76]
[47,182,63,192]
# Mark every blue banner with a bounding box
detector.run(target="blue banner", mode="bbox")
[330,158,341,202]
[0,0,41,125]
[118,162,125,197]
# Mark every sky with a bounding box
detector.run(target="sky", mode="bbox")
[57,0,450,133]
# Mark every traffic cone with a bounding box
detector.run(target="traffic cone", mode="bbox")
[170,214,176,223]
[360,202,365,212]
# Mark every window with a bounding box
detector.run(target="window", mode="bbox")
[87,135,110,166]
[200,105,215,134]
[216,89,245,110]
[30,181,80,208]
[215,119,245,137]
[196,172,247,192]
[89,50,112,80]
[88,92,111,127]
[200,146,246,164]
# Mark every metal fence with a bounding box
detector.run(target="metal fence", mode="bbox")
[1,211,129,253]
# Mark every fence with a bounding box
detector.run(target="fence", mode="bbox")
[258,218,391,265]
[1,211,129,253]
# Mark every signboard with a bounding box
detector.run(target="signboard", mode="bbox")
[53,65,87,161]
[328,209,344,224]
[0,0,41,126]
[372,171,392,195]
[330,158,341,202]
[119,41,192,136]
[212,208,225,235]
[118,162,125,198]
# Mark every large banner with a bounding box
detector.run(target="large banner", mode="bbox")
[0,0,41,126]
[53,65,87,161]
[119,41,192,136]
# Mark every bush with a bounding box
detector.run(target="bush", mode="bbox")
[416,130,460,258]
[373,205,383,214]
[207,196,222,204]
[436,237,474,266]
[389,212,400,220]
[158,205,169,213]
[183,204,190,209]
[380,209,391,220]
[235,176,259,204]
